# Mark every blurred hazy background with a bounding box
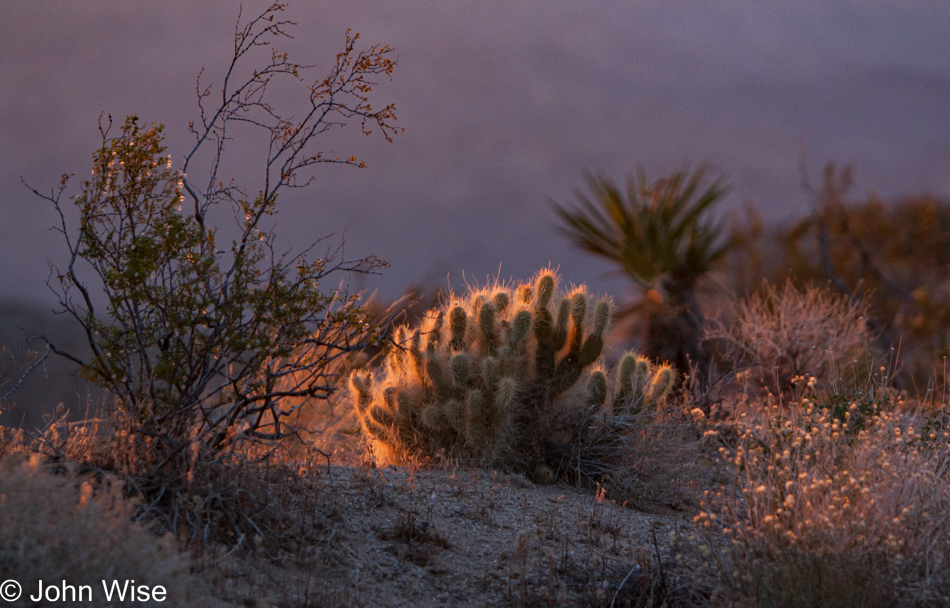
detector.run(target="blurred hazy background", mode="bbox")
[2,1,949,425]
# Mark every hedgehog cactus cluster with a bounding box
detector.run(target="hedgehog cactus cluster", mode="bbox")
[598,351,676,415]
[349,270,675,468]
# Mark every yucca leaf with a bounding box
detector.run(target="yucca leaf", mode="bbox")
[553,166,730,294]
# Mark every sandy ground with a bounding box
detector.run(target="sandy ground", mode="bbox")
[207,464,700,608]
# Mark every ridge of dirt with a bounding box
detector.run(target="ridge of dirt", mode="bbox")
[210,465,700,607]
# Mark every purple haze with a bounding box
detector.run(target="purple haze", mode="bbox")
[2,2,949,307]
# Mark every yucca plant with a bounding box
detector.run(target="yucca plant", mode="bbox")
[553,167,731,373]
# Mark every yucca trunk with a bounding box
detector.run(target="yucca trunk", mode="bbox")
[642,283,708,377]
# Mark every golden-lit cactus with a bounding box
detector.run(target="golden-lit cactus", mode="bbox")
[451,352,471,387]
[492,291,510,314]
[586,369,608,407]
[613,352,676,415]
[646,363,675,406]
[348,269,630,467]
[349,371,393,447]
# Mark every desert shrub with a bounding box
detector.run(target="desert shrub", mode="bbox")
[349,270,677,482]
[30,15,397,452]
[693,373,950,607]
[708,280,872,398]
[22,3,399,544]
[692,280,950,605]
[729,163,950,384]
[0,453,208,607]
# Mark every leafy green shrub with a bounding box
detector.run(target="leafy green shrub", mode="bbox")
[23,3,400,543]
[38,116,384,452]
[349,270,676,480]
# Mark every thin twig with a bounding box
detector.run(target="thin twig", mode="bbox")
[610,562,641,608]
[1,343,51,401]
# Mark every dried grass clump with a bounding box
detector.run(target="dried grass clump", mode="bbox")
[601,407,709,511]
[708,280,871,397]
[0,453,208,607]
[694,375,950,607]
[29,412,337,557]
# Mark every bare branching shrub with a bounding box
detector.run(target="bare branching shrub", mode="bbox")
[708,280,871,397]
[0,453,209,607]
